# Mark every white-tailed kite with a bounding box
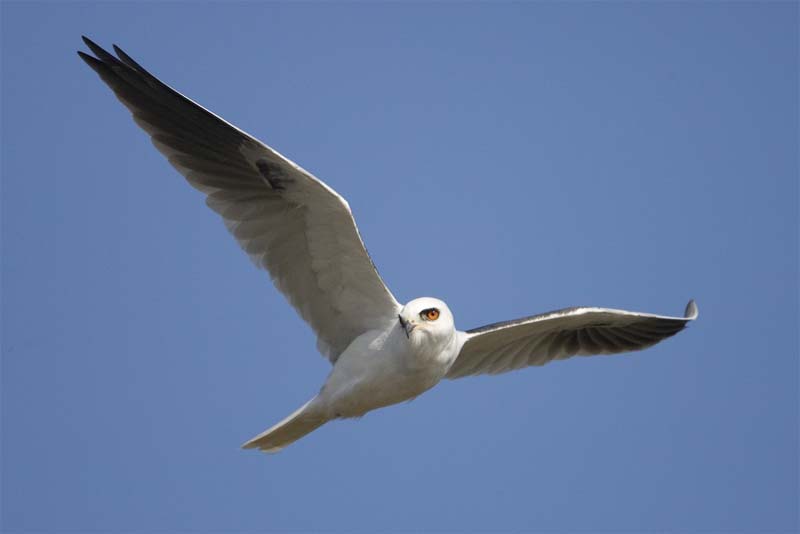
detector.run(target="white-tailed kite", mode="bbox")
[79,37,698,453]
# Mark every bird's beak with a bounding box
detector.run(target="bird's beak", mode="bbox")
[398,314,416,338]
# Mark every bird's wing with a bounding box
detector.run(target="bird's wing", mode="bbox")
[78,37,400,362]
[446,300,697,378]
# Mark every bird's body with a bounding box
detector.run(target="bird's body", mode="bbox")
[319,298,461,419]
[78,37,698,453]
[319,325,440,419]
[244,298,462,451]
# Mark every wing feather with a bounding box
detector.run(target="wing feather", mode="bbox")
[447,301,697,378]
[79,38,400,362]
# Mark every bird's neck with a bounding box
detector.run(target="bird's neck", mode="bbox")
[407,329,460,371]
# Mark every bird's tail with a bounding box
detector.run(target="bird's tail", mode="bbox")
[241,398,328,453]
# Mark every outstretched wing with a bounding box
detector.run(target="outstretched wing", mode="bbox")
[447,300,698,378]
[78,37,400,362]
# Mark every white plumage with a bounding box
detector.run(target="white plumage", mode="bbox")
[79,38,698,453]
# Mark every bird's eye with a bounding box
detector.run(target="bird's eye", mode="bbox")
[421,308,440,321]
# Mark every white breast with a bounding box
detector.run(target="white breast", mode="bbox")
[317,322,459,418]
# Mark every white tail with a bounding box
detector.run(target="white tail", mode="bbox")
[241,398,328,453]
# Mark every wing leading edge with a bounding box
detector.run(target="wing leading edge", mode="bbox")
[78,37,400,362]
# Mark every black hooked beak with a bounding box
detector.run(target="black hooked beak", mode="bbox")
[398,314,415,338]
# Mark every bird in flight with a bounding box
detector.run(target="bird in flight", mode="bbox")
[78,37,698,453]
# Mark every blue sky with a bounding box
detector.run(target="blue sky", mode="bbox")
[2,2,797,532]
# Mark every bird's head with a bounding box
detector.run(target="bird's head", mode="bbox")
[398,297,455,348]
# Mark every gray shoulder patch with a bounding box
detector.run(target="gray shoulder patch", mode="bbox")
[256,158,291,191]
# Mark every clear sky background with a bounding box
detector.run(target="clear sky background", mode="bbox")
[2,2,797,532]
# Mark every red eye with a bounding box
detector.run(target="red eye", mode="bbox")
[422,308,440,321]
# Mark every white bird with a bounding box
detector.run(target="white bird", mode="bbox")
[79,37,698,453]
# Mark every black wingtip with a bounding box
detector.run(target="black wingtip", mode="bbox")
[80,36,122,66]
[81,35,99,50]
[79,36,95,62]
[112,43,144,73]
[77,50,103,71]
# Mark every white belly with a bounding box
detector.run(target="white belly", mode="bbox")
[316,323,457,418]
